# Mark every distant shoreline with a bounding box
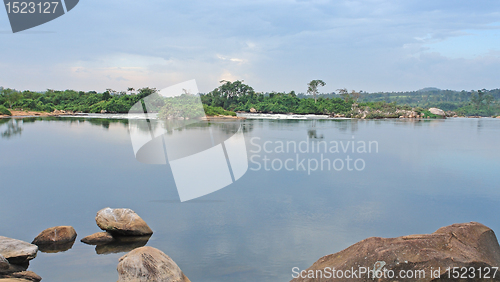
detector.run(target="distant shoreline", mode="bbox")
[1,110,498,120]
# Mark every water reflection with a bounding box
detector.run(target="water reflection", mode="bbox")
[36,239,76,254]
[0,119,23,139]
[94,235,151,255]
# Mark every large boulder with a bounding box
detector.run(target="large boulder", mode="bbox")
[117,246,190,282]
[429,108,445,116]
[291,222,500,282]
[32,226,77,245]
[96,208,153,236]
[81,232,115,245]
[0,237,38,264]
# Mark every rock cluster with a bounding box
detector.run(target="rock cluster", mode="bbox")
[1,208,156,281]
[0,236,40,282]
[81,208,153,254]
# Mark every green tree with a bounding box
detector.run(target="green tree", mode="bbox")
[307,80,326,103]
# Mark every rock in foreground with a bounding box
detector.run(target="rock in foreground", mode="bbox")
[117,246,190,282]
[32,226,77,245]
[81,232,115,245]
[0,237,38,264]
[291,222,500,282]
[96,208,153,236]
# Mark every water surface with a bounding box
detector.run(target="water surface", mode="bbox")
[0,117,499,281]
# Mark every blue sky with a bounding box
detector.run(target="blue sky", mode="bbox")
[1,0,500,93]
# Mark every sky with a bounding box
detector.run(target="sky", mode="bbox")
[1,0,500,94]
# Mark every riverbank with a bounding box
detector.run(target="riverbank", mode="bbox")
[0,110,75,118]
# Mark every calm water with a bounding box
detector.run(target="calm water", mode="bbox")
[0,117,499,281]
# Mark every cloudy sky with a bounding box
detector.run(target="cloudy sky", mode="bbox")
[1,0,500,94]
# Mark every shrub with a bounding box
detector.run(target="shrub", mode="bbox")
[0,105,12,115]
[203,105,236,116]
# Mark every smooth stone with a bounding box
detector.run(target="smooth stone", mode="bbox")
[96,208,153,236]
[0,237,38,264]
[291,222,500,282]
[81,232,115,245]
[32,226,77,245]
[117,246,190,282]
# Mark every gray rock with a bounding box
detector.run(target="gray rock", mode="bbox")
[96,208,153,236]
[0,237,38,264]
[429,107,445,116]
[117,246,190,282]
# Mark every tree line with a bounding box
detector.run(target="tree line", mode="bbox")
[1,81,499,117]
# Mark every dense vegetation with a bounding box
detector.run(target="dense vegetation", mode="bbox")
[1,82,499,118]
[0,105,11,116]
[0,87,158,114]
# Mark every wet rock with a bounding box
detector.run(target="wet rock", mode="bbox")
[81,232,115,245]
[0,271,42,282]
[0,254,9,270]
[429,107,445,116]
[291,222,500,282]
[0,237,38,264]
[31,226,77,253]
[117,246,190,282]
[96,208,153,236]
[32,226,77,245]
[95,235,151,255]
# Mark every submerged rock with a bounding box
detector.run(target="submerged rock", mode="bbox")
[0,237,38,264]
[291,222,500,282]
[81,232,115,245]
[96,208,153,236]
[32,226,77,245]
[117,246,190,282]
